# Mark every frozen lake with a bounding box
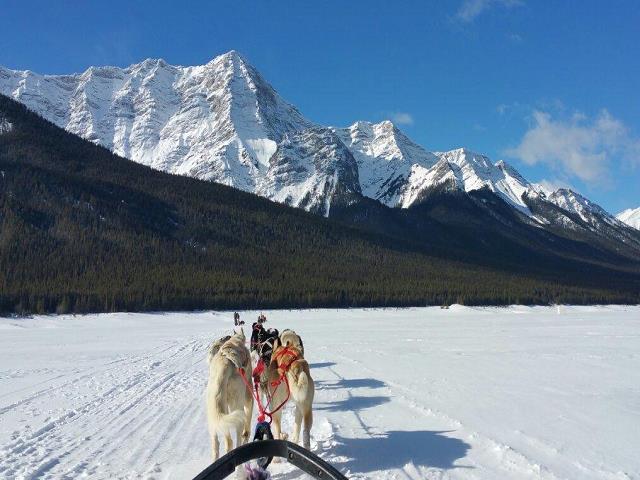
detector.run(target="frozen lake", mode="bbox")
[1,305,638,479]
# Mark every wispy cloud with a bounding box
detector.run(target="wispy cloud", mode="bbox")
[456,0,523,23]
[391,112,414,126]
[496,103,510,115]
[505,109,640,186]
[496,101,529,117]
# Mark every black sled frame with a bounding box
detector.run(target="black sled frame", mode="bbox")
[192,439,348,480]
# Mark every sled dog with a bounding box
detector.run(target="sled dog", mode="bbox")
[206,329,253,460]
[268,331,314,449]
[273,329,304,356]
[251,325,280,403]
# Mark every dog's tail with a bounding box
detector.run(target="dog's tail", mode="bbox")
[289,361,314,404]
[207,361,245,435]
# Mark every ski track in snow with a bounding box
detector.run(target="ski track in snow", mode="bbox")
[0,306,639,479]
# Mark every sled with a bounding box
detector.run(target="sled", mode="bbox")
[192,438,348,479]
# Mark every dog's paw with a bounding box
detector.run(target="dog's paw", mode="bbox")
[279,432,289,441]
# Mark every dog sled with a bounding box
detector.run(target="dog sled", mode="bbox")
[198,327,348,479]
[192,438,347,479]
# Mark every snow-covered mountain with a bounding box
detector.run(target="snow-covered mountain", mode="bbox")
[0,52,541,217]
[617,207,640,230]
[547,189,623,228]
[0,52,314,193]
[0,51,635,229]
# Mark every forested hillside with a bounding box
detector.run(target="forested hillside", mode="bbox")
[1,95,638,314]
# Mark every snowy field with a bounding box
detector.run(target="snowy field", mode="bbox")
[1,306,639,480]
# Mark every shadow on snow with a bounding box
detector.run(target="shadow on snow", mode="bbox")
[331,430,471,473]
[309,362,337,369]
[315,395,390,412]
[316,378,387,390]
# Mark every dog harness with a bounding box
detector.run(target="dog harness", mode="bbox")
[270,346,301,384]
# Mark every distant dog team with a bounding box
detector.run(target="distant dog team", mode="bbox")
[205,316,314,460]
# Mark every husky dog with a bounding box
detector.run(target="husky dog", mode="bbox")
[268,330,314,450]
[250,324,280,401]
[273,329,304,356]
[206,329,253,460]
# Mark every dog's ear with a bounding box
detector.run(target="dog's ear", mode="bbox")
[234,327,245,339]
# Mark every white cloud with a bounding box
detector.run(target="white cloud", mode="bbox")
[496,101,526,116]
[456,0,523,23]
[506,110,640,186]
[391,112,414,126]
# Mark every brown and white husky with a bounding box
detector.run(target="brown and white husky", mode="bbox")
[268,330,314,450]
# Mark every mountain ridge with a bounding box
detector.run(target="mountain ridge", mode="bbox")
[2,51,639,257]
[0,52,576,216]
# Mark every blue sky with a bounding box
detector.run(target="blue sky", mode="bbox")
[1,0,638,213]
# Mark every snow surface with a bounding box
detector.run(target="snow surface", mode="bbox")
[1,306,639,479]
[617,207,640,230]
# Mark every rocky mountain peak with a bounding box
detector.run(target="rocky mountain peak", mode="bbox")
[1,51,634,234]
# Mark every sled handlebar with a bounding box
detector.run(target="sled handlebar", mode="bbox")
[192,439,348,480]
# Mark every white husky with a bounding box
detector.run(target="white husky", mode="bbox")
[206,330,253,460]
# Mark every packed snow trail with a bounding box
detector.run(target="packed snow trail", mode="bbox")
[1,306,639,479]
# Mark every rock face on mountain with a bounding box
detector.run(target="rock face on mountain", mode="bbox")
[257,128,362,216]
[1,50,638,253]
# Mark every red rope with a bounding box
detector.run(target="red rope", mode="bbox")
[238,358,291,424]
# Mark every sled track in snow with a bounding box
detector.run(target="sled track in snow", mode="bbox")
[0,339,209,479]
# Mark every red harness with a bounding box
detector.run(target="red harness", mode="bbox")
[238,346,300,424]
[271,346,301,384]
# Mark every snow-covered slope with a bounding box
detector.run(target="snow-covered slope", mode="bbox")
[400,149,544,211]
[333,123,543,213]
[1,51,636,230]
[333,120,438,205]
[2,306,639,479]
[546,189,630,231]
[617,207,640,230]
